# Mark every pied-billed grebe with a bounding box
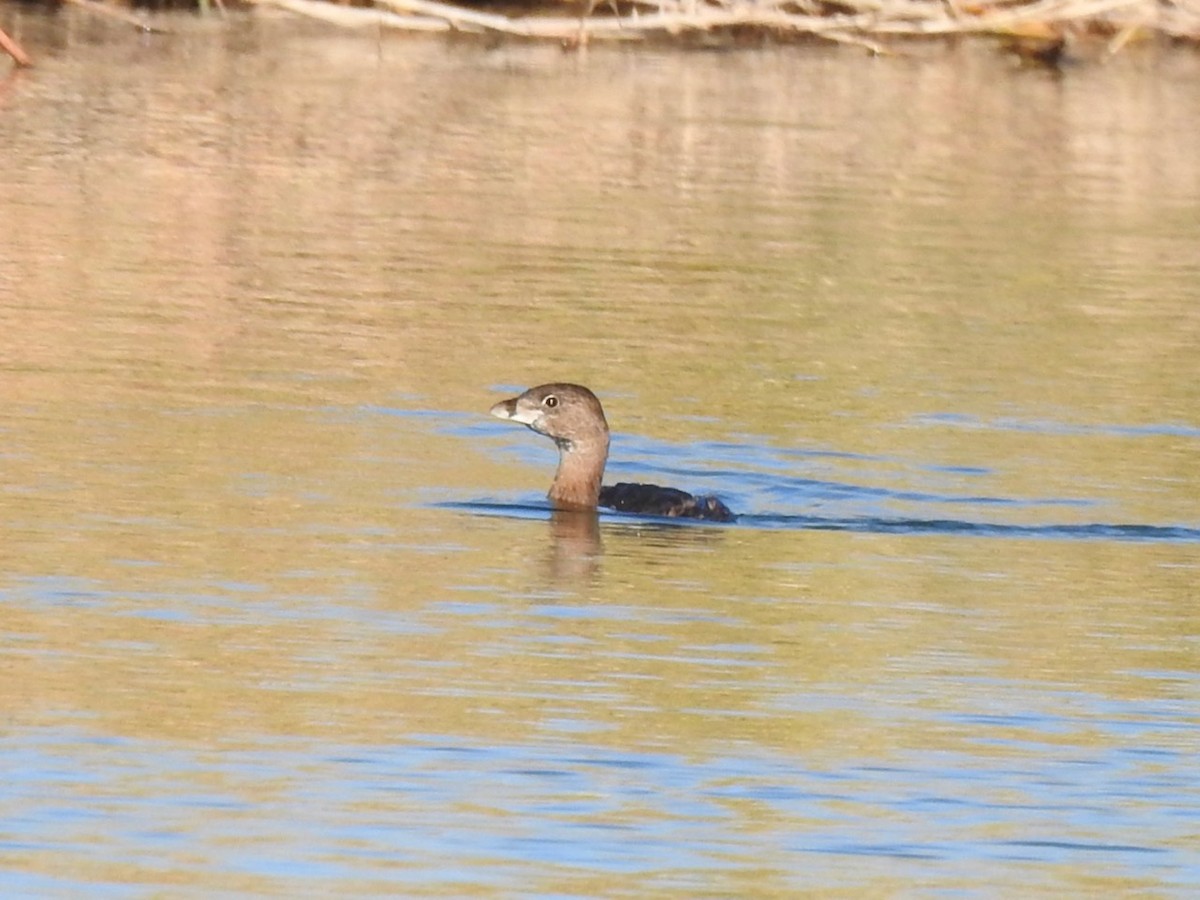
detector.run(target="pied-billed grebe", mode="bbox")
[490,383,735,523]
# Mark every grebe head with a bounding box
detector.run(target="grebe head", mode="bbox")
[490,383,609,450]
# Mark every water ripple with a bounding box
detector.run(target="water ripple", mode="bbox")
[444,502,1200,544]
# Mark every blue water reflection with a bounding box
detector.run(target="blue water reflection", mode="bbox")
[6,718,1198,892]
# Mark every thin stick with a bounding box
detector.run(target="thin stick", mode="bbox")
[253,0,458,30]
[372,0,530,32]
[820,28,889,52]
[0,24,33,67]
[61,0,170,34]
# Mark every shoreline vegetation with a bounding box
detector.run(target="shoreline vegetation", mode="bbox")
[3,0,1199,67]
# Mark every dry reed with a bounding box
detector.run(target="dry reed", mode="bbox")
[248,0,1200,57]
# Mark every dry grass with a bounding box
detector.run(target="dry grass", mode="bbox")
[248,0,1200,57]
[4,0,1197,66]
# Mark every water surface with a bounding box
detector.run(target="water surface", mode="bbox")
[2,9,1199,896]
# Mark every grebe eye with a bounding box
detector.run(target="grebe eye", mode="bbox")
[544,395,558,408]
